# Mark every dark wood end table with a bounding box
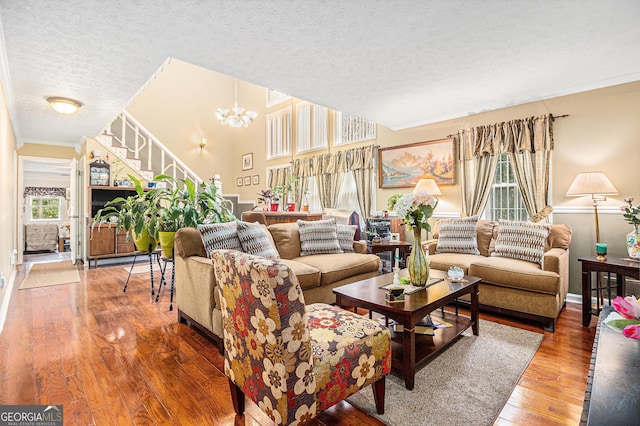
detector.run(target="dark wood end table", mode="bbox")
[333,269,480,390]
[578,255,640,327]
[366,240,412,271]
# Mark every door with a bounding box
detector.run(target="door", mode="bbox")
[69,158,80,264]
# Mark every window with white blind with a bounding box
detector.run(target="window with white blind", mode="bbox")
[486,154,528,221]
[267,107,292,159]
[296,102,328,153]
[334,112,376,146]
[266,89,291,107]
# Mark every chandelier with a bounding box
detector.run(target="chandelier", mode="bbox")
[215,79,257,128]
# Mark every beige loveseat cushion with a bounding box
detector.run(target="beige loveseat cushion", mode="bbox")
[429,253,483,275]
[469,256,560,294]
[277,259,321,290]
[294,253,380,286]
[268,222,301,259]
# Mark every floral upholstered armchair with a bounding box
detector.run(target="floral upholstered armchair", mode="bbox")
[211,250,391,425]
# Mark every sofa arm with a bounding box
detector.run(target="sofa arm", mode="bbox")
[353,240,368,254]
[422,239,438,255]
[542,248,567,275]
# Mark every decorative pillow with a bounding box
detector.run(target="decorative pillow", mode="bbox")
[297,218,343,256]
[435,216,480,255]
[198,222,242,257]
[493,219,551,265]
[236,221,280,259]
[336,224,357,253]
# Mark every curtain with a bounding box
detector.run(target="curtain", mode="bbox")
[326,150,346,209]
[458,127,500,217]
[312,154,331,209]
[503,114,554,222]
[24,187,66,198]
[347,144,376,221]
[457,114,554,221]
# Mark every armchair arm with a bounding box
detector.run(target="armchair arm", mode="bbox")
[422,239,438,255]
[542,248,570,299]
[353,240,368,254]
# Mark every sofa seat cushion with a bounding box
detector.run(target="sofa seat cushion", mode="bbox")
[294,253,380,286]
[277,259,322,290]
[429,253,482,275]
[469,256,559,294]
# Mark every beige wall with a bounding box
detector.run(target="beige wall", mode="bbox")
[0,80,17,331]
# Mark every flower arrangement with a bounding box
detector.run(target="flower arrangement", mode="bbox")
[621,197,640,233]
[605,295,640,340]
[387,192,439,232]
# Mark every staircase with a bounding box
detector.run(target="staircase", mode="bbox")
[94,110,254,217]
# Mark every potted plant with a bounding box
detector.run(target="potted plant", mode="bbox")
[271,186,284,211]
[256,189,274,211]
[152,174,236,257]
[285,176,299,212]
[92,174,160,252]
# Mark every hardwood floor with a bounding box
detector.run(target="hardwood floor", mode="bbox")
[0,254,596,425]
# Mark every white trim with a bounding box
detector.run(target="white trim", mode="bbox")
[390,73,640,130]
[266,89,291,108]
[565,293,582,305]
[553,206,623,215]
[0,268,17,335]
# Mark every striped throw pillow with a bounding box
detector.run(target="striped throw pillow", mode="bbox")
[336,224,357,253]
[493,219,551,265]
[297,219,343,256]
[436,216,480,255]
[198,222,242,257]
[236,221,280,259]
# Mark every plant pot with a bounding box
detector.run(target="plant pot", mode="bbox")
[158,231,176,258]
[287,202,296,212]
[270,203,279,212]
[133,229,157,252]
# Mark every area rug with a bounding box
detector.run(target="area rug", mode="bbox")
[19,261,80,290]
[346,319,543,426]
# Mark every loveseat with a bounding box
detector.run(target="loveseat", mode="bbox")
[173,220,381,349]
[424,218,572,332]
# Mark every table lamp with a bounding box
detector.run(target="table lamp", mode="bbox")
[413,178,442,196]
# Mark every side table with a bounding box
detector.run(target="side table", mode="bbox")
[366,240,412,272]
[578,255,640,327]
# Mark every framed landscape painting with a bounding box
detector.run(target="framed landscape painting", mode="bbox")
[378,138,455,188]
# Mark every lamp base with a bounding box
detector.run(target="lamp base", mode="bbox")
[596,253,607,262]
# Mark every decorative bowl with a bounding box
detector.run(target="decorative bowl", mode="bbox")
[448,266,464,280]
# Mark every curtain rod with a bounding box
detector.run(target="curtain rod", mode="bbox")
[445,114,570,138]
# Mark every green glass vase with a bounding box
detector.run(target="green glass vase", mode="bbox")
[408,227,430,286]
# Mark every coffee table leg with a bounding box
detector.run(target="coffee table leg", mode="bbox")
[403,327,416,390]
[471,283,479,336]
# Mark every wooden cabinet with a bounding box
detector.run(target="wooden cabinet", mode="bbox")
[88,186,139,267]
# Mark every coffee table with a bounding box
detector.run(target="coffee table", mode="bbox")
[333,268,480,390]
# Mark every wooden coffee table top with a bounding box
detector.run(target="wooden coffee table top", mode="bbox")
[333,268,480,317]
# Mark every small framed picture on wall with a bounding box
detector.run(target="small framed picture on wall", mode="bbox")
[242,153,253,171]
[252,175,260,185]
[236,177,243,187]
[244,176,251,186]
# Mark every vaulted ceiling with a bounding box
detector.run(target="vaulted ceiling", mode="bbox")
[1,1,639,148]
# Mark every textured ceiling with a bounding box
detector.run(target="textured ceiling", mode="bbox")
[1,0,640,147]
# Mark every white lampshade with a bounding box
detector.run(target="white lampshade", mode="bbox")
[566,172,618,196]
[413,178,442,195]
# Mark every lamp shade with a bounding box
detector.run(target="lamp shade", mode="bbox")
[413,178,442,195]
[566,172,618,196]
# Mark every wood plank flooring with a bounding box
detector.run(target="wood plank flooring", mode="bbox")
[0,253,596,425]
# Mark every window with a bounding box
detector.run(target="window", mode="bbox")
[334,171,361,216]
[30,196,62,220]
[266,89,291,107]
[486,154,527,221]
[267,107,292,159]
[296,102,328,153]
[334,112,376,146]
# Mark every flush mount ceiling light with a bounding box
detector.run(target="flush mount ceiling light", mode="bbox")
[215,79,257,128]
[46,96,82,114]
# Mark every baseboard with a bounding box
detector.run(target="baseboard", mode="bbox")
[566,292,582,305]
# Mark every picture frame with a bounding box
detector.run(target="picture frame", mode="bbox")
[252,175,260,185]
[389,233,400,242]
[242,153,253,171]
[244,176,251,186]
[378,138,455,188]
[236,177,243,187]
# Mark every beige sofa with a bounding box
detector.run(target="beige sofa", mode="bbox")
[173,222,380,349]
[425,220,572,331]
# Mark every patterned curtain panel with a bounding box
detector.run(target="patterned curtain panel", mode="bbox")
[346,144,377,221]
[24,187,66,198]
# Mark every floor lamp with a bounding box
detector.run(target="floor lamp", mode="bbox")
[566,171,618,309]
